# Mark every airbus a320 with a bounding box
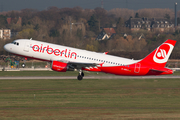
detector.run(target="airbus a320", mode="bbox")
[4,39,176,80]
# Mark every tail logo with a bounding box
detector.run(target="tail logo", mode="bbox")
[157,49,167,59]
[153,43,174,63]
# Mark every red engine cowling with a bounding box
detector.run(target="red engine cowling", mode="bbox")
[51,61,68,72]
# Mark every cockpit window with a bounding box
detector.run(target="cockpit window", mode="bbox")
[11,41,19,46]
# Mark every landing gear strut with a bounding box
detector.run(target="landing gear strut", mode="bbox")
[22,58,27,68]
[77,70,84,80]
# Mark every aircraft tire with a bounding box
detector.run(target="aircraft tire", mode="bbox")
[77,75,83,80]
[22,63,26,68]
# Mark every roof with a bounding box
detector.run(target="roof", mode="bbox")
[7,18,11,24]
[103,28,116,36]
[7,17,22,25]
[96,28,116,40]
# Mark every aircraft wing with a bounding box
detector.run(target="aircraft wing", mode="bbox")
[53,59,99,69]
[68,61,98,69]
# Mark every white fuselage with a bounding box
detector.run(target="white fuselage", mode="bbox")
[4,39,139,67]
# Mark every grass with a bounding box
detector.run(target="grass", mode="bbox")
[1,70,180,77]
[0,71,78,77]
[1,78,180,119]
[0,70,111,77]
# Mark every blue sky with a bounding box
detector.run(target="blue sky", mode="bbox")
[1,0,179,11]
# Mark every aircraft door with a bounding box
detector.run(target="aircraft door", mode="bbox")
[23,42,30,52]
[134,63,141,73]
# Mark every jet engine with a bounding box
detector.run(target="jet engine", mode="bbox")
[51,61,68,72]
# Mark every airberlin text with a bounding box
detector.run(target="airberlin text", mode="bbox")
[31,44,77,59]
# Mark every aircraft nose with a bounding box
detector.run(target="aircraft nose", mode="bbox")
[4,44,8,51]
[4,44,11,52]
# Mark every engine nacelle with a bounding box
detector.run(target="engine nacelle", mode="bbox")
[51,61,67,72]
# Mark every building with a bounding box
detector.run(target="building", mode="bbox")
[151,18,174,32]
[127,18,174,32]
[96,28,116,40]
[0,29,11,40]
[7,17,22,26]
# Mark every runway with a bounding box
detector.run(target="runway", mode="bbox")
[0,75,180,80]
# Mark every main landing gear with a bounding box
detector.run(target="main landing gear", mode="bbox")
[77,70,84,80]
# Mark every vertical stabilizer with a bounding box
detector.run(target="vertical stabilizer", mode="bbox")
[140,39,176,68]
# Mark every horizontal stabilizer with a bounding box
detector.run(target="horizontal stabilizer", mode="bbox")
[149,69,167,73]
[149,67,173,73]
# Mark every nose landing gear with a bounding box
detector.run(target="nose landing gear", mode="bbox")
[22,58,27,68]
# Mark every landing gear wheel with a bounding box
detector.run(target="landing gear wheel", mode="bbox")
[22,63,26,68]
[77,75,83,81]
[22,58,27,68]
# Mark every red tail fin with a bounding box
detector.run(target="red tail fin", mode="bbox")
[140,39,176,68]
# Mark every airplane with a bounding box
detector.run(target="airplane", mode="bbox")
[4,39,176,80]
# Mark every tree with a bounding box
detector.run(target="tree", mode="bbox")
[94,7,108,28]
[164,14,170,20]
[135,13,139,18]
[87,14,99,34]
[116,17,125,34]
[49,29,60,37]
[76,28,83,40]
[0,15,7,28]
[17,28,35,38]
